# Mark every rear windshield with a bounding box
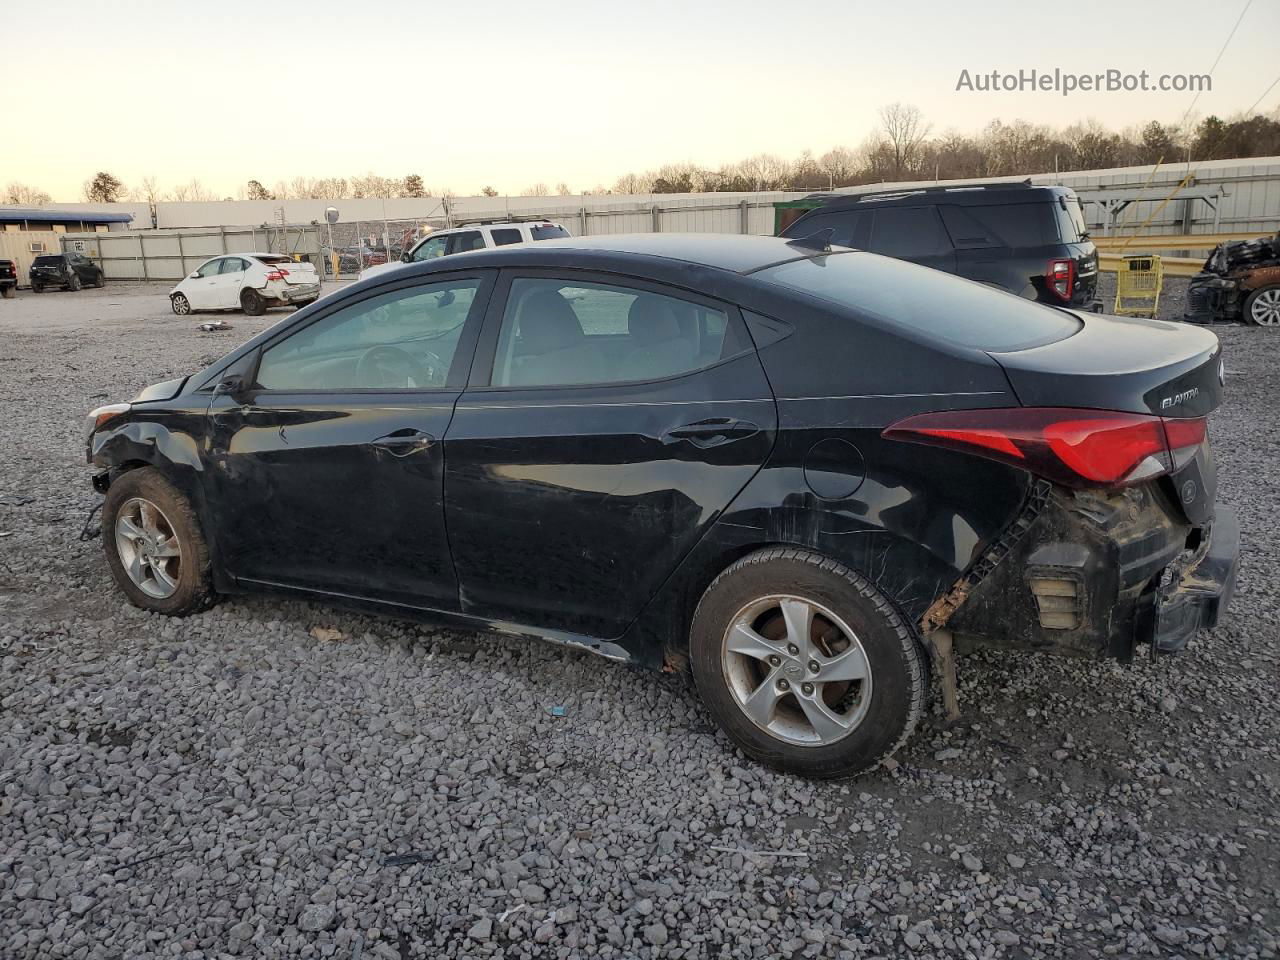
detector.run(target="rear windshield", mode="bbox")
[33,255,65,265]
[255,254,295,264]
[531,224,570,241]
[1056,195,1089,243]
[756,252,1081,352]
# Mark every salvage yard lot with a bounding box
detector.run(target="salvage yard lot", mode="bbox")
[1,281,1278,959]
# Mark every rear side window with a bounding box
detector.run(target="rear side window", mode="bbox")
[867,207,950,257]
[491,228,522,246]
[755,252,1080,352]
[942,203,1058,248]
[1056,196,1089,243]
[491,278,740,387]
[531,224,570,241]
[448,231,486,254]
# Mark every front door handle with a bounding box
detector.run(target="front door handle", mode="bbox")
[372,428,436,457]
[662,418,760,449]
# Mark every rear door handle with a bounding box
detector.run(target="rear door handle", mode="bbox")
[662,417,760,449]
[372,428,436,457]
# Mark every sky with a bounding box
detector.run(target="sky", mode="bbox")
[5,0,1279,202]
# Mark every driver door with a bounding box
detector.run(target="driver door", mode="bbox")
[205,271,493,610]
[184,258,224,309]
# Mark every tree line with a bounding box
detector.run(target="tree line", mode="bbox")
[5,104,1278,207]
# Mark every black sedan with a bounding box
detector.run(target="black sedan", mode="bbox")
[85,234,1238,778]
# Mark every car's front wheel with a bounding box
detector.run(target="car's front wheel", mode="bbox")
[171,293,192,316]
[67,273,82,292]
[94,271,106,288]
[690,548,928,778]
[102,467,217,616]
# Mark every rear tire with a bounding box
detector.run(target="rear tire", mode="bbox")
[690,547,928,779]
[1244,285,1280,326]
[1,286,14,299]
[31,284,42,294]
[102,467,218,616]
[240,288,266,316]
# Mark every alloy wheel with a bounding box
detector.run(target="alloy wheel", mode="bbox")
[114,497,183,599]
[721,595,873,746]
[1250,288,1280,326]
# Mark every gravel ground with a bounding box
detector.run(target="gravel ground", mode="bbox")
[1,280,1277,960]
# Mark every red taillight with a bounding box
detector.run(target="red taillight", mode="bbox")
[1048,258,1074,301]
[883,408,1207,488]
[265,268,290,281]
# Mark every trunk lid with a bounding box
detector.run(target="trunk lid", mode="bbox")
[987,313,1222,417]
[281,262,318,285]
[989,313,1224,524]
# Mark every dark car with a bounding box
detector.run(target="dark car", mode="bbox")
[30,252,105,292]
[0,259,16,298]
[84,234,1236,778]
[779,181,1103,311]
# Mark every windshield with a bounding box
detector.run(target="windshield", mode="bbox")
[756,252,1081,352]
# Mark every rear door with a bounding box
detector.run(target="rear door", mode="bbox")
[865,206,957,274]
[446,231,486,255]
[443,270,777,638]
[215,256,249,308]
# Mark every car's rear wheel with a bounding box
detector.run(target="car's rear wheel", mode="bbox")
[1,285,14,299]
[690,547,928,778]
[31,284,42,294]
[171,293,191,316]
[67,274,82,292]
[1244,285,1280,326]
[102,468,217,616]
[240,288,266,316]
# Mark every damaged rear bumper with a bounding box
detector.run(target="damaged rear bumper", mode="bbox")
[942,484,1238,661]
[1149,505,1238,653]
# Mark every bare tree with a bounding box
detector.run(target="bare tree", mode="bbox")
[817,147,860,188]
[350,173,403,198]
[167,179,218,202]
[555,182,573,196]
[879,103,931,178]
[4,182,52,205]
[129,176,163,204]
[519,183,550,197]
[480,186,499,197]
[613,172,654,194]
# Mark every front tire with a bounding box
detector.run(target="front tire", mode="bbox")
[31,283,42,294]
[1244,285,1280,326]
[94,271,106,288]
[102,467,217,616]
[171,293,192,316]
[67,274,82,292]
[240,288,266,316]
[690,548,928,779]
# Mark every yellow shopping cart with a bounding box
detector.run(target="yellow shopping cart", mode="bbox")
[1113,255,1163,317]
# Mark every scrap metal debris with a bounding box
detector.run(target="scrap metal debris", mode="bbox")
[309,626,346,642]
[1186,231,1280,324]
[198,320,234,332]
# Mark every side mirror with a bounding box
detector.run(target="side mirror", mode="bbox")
[189,272,200,279]
[400,252,411,263]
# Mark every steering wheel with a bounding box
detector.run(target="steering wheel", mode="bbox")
[354,345,444,388]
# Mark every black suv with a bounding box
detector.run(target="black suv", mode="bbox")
[779,182,1102,311]
[30,252,105,293]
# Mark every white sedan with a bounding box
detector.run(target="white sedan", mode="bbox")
[169,253,321,317]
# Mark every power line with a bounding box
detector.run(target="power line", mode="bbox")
[1179,0,1253,130]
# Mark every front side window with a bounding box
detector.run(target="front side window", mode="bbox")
[491,278,736,387]
[256,279,481,391]
[194,259,222,278]
[411,235,449,261]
